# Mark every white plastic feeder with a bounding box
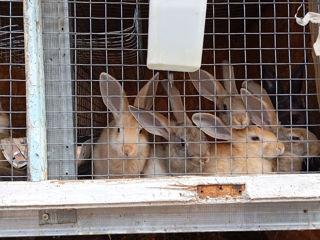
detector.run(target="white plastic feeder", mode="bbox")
[147,0,207,72]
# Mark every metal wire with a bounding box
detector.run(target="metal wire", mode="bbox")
[1,0,320,180]
[0,1,27,181]
[69,0,320,178]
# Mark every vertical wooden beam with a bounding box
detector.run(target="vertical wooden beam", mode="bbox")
[42,1,76,179]
[23,0,48,181]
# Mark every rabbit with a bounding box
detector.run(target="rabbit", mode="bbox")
[261,63,306,126]
[129,80,211,177]
[93,72,160,179]
[192,112,285,175]
[241,80,320,172]
[188,61,249,129]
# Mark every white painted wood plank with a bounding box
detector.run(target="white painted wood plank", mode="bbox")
[0,202,320,236]
[23,0,48,181]
[0,174,319,210]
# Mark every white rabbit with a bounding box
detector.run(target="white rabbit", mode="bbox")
[188,61,249,129]
[192,112,285,175]
[129,80,211,177]
[241,81,320,172]
[93,72,159,178]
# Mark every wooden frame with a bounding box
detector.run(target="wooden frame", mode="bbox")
[9,0,320,236]
[1,175,320,209]
[0,175,320,236]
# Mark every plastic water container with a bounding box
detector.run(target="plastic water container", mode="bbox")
[147,0,207,72]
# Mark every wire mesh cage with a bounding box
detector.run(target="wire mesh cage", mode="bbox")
[1,0,320,236]
[0,1,27,181]
[0,0,320,180]
[66,0,320,180]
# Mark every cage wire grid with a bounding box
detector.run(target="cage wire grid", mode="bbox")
[0,0,320,180]
[0,0,27,181]
[69,0,320,179]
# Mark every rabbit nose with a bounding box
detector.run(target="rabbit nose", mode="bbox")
[239,114,250,127]
[243,114,250,126]
[233,115,249,129]
[124,145,133,156]
[201,153,210,164]
[201,157,210,164]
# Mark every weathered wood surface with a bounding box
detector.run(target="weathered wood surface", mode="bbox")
[0,174,319,210]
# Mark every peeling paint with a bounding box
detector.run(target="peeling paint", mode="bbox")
[197,184,245,199]
[23,0,47,181]
[0,175,319,211]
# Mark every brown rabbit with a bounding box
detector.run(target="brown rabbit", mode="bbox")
[129,80,211,177]
[93,72,159,179]
[241,81,320,172]
[192,113,285,175]
[188,61,249,129]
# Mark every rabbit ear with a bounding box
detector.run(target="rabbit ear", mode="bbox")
[240,88,278,126]
[192,113,232,140]
[188,69,227,103]
[242,81,274,109]
[291,63,305,94]
[161,80,192,126]
[99,72,129,119]
[222,61,238,94]
[129,105,170,140]
[133,72,159,110]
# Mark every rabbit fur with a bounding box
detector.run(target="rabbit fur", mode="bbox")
[129,80,211,177]
[188,61,249,129]
[241,80,320,172]
[93,72,159,178]
[192,112,285,175]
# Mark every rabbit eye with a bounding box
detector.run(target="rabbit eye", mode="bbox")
[117,128,120,133]
[180,139,185,147]
[223,104,227,111]
[251,136,260,141]
[139,129,143,134]
[292,136,300,141]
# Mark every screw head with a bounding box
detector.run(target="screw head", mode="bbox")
[42,213,49,222]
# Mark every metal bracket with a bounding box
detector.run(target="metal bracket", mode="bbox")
[39,209,77,225]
